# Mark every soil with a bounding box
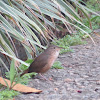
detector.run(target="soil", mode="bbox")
[15,34,100,100]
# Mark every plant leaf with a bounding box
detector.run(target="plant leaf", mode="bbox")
[0,77,42,93]
[10,59,16,87]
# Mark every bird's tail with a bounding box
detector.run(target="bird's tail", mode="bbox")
[20,69,29,76]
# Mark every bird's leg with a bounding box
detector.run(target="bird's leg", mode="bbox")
[38,73,53,85]
[39,73,54,82]
[38,73,48,81]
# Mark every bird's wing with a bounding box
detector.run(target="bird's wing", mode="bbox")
[28,53,49,73]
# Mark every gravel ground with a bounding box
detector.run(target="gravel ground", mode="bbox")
[15,34,100,100]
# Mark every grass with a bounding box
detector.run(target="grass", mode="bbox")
[86,0,100,11]
[75,0,100,33]
[0,88,19,100]
[84,0,100,30]
[52,34,86,54]
[52,61,64,69]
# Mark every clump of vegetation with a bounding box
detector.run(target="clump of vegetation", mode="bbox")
[52,61,64,69]
[87,0,100,11]
[84,0,100,30]
[52,34,86,54]
[82,15,100,30]
[0,89,19,100]
[19,59,33,71]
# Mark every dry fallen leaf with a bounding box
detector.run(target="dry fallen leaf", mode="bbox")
[64,78,74,82]
[0,77,42,93]
[54,88,58,91]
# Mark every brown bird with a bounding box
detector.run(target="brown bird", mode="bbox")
[21,45,62,76]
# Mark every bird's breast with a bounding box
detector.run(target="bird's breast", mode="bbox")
[48,50,60,66]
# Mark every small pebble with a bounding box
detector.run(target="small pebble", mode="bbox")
[77,90,82,93]
[96,81,100,85]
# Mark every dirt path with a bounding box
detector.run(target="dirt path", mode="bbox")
[16,34,100,100]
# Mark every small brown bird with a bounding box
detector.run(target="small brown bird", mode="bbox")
[21,45,62,76]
